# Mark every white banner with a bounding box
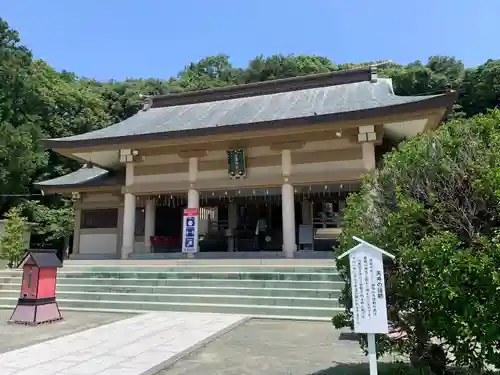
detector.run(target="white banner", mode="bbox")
[182,208,198,253]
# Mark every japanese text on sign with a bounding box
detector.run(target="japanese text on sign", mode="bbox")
[182,208,198,253]
[348,244,389,334]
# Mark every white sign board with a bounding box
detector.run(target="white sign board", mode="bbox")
[298,224,314,249]
[349,244,389,334]
[338,237,395,375]
[182,208,198,253]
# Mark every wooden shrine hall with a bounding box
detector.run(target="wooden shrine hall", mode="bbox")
[36,65,456,259]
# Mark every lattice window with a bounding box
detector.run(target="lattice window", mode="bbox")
[81,209,118,229]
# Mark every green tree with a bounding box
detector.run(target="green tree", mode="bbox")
[0,206,29,268]
[30,60,110,139]
[82,77,182,123]
[0,18,47,212]
[28,60,112,185]
[21,199,74,257]
[333,109,500,373]
[178,54,243,90]
[244,54,337,82]
[459,59,500,117]
[380,56,464,96]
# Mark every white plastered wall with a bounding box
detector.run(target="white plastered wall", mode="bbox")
[79,230,118,255]
[77,193,122,257]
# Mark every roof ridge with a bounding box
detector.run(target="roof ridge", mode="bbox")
[148,64,389,109]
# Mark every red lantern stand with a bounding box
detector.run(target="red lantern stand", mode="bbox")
[9,250,63,325]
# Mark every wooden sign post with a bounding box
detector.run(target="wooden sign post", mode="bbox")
[337,236,395,375]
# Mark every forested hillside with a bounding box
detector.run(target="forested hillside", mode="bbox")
[1,17,499,243]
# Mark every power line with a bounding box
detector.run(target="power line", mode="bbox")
[0,193,60,197]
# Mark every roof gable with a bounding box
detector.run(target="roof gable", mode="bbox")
[18,251,62,268]
[36,165,123,189]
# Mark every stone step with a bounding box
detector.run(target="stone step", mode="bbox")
[0,263,346,320]
[0,265,339,275]
[21,283,341,298]
[0,297,340,319]
[0,282,341,298]
[4,276,341,290]
[0,276,15,291]
[62,259,337,266]
[0,289,340,308]
[126,252,334,260]
[57,266,337,273]
[0,269,20,275]
[57,271,342,282]
[0,304,332,322]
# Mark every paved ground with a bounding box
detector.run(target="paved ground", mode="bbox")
[0,310,134,353]
[0,311,248,375]
[0,309,399,375]
[157,319,396,375]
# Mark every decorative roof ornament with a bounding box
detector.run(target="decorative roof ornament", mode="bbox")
[119,148,141,163]
[142,96,153,111]
[370,65,378,83]
[369,60,394,83]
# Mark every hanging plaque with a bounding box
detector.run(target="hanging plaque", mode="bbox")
[227,149,246,178]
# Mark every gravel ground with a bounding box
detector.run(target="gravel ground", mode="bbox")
[157,319,396,375]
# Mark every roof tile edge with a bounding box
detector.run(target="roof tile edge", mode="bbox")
[150,63,392,109]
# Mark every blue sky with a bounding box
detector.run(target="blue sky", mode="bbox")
[3,0,498,81]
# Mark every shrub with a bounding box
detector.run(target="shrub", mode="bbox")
[333,109,500,373]
[0,206,28,268]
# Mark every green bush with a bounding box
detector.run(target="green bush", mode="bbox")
[0,206,28,268]
[333,109,500,373]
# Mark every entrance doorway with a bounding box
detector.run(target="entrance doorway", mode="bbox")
[146,183,358,254]
[235,202,282,251]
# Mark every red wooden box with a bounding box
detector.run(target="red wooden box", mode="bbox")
[9,250,63,325]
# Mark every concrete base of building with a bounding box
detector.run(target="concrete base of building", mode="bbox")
[69,250,334,262]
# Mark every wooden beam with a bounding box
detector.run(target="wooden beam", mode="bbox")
[270,141,305,151]
[177,150,208,159]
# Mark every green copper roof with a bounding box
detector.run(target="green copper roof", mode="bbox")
[43,78,455,148]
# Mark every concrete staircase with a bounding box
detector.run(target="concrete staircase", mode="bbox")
[0,269,19,291]
[0,260,345,321]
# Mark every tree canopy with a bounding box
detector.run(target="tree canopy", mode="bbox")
[333,108,500,373]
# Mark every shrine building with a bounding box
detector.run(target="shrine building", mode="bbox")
[37,65,456,260]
